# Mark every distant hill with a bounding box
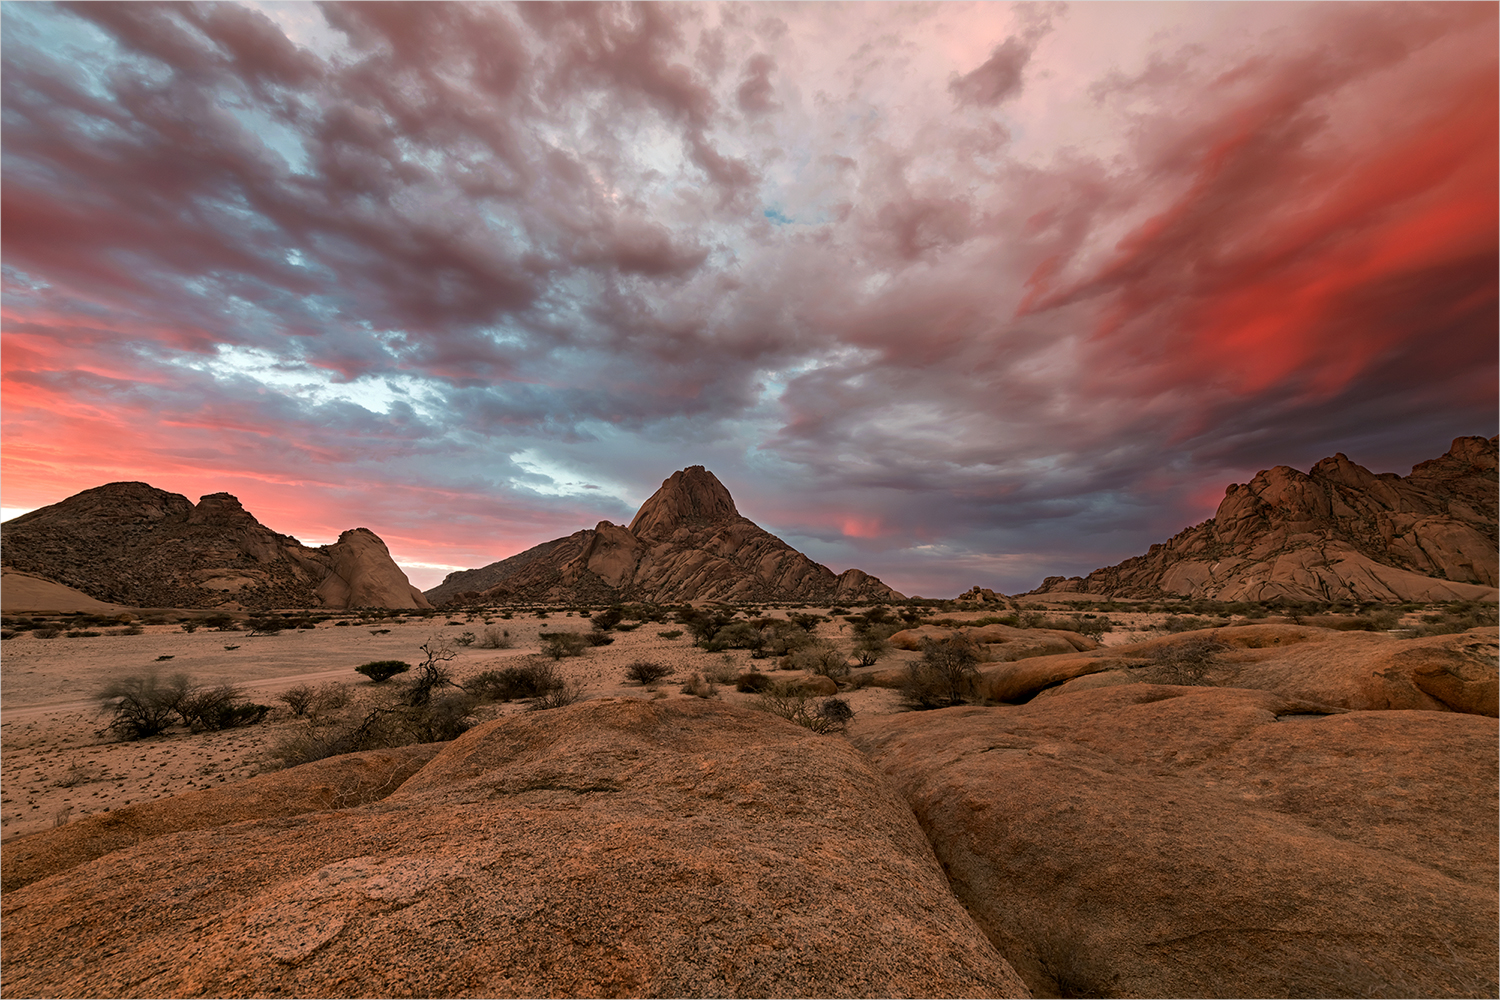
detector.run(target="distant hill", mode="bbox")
[426,466,903,606]
[1033,436,1499,603]
[0,482,430,611]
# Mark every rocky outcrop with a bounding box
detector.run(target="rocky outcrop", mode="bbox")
[1,699,1027,998]
[427,466,903,606]
[1007,624,1500,717]
[0,483,431,610]
[850,686,1499,998]
[1034,436,1499,602]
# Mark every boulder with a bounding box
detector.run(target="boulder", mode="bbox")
[2,700,1027,998]
[850,686,1499,998]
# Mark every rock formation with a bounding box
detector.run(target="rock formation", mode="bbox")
[0,482,431,610]
[850,685,1499,998]
[1,700,1027,998]
[427,466,903,605]
[1034,436,1499,602]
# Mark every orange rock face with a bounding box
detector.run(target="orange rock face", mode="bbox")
[427,466,904,605]
[1,483,431,610]
[851,686,1500,998]
[1,700,1027,998]
[1035,436,1499,602]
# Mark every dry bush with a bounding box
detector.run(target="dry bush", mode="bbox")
[754,684,853,733]
[680,672,718,698]
[540,632,588,659]
[96,672,183,739]
[529,679,584,711]
[465,659,564,702]
[903,636,982,709]
[736,669,774,693]
[1149,635,1226,685]
[624,660,673,685]
[270,692,477,768]
[477,627,513,649]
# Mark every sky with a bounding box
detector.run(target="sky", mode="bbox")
[2,1,1496,598]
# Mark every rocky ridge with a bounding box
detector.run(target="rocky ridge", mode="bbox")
[1035,436,1499,602]
[0,482,431,611]
[427,466,903,605]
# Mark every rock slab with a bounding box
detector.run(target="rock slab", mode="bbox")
[2,699,1026,998]
[851,686,1499,998]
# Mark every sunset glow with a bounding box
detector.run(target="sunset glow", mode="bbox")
[2,1,1495,595]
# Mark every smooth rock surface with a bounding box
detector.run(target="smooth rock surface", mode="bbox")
[2,699,1027,999]
[851,686,1499,998]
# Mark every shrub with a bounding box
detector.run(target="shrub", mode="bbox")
[97,672,183,739]
[902,636,982,709]
[278,684,317,717]
[1152,636,1226,684]
[583,629,615,647]
[853,634,890,666]
[779,643,850,679]
[477,627,513,649]
[540,632,588,659]
[180,684,270,730]
[179,622,200,633]
[659,629,684,640]
[466,660,564,702]
[34,627,61,639]
[529,680,584,711]
[270,696,478,768]
[680,672,717,698]
[245,618,283,636]
[703,659,740,685]
[736,669,774,693]
[357,660,411,683]
[592,607,625,631]
[754,684,852,733]
[454,631,476,647]
[625,660,673,685]
[65,630,102,638]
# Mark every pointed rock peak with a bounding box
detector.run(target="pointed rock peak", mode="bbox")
[189,492,259,526]
[628,466,740,539]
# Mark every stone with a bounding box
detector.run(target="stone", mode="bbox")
[1,699,1027,998]
[1,483,432,610]
[850,686,1499,998]
[1033,436,1499,602]
[427,467,903,606]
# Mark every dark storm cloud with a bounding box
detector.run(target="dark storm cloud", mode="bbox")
[2,2,1494,594]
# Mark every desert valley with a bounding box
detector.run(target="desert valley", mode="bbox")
[1,439,1497,997]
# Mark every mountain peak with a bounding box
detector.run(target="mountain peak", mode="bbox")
[628,466,740,539]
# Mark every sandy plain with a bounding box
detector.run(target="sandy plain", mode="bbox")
[0,603,1176,844]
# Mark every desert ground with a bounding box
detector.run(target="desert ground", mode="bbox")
[0,602,1196,843]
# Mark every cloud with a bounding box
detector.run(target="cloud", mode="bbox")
[1,2,1493,596]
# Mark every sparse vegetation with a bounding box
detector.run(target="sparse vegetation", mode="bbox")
[96,672,180,739]
[680,672,718,698]
[1149,635,1225,685]
[465,659,566,702]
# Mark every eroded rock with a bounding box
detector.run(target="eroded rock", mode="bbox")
[1,699,1026,998]
[850,687,1499,998]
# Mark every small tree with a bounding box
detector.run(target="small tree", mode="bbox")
[97,672,180,739]
[903,636,982,709]
[357,660,411,683]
